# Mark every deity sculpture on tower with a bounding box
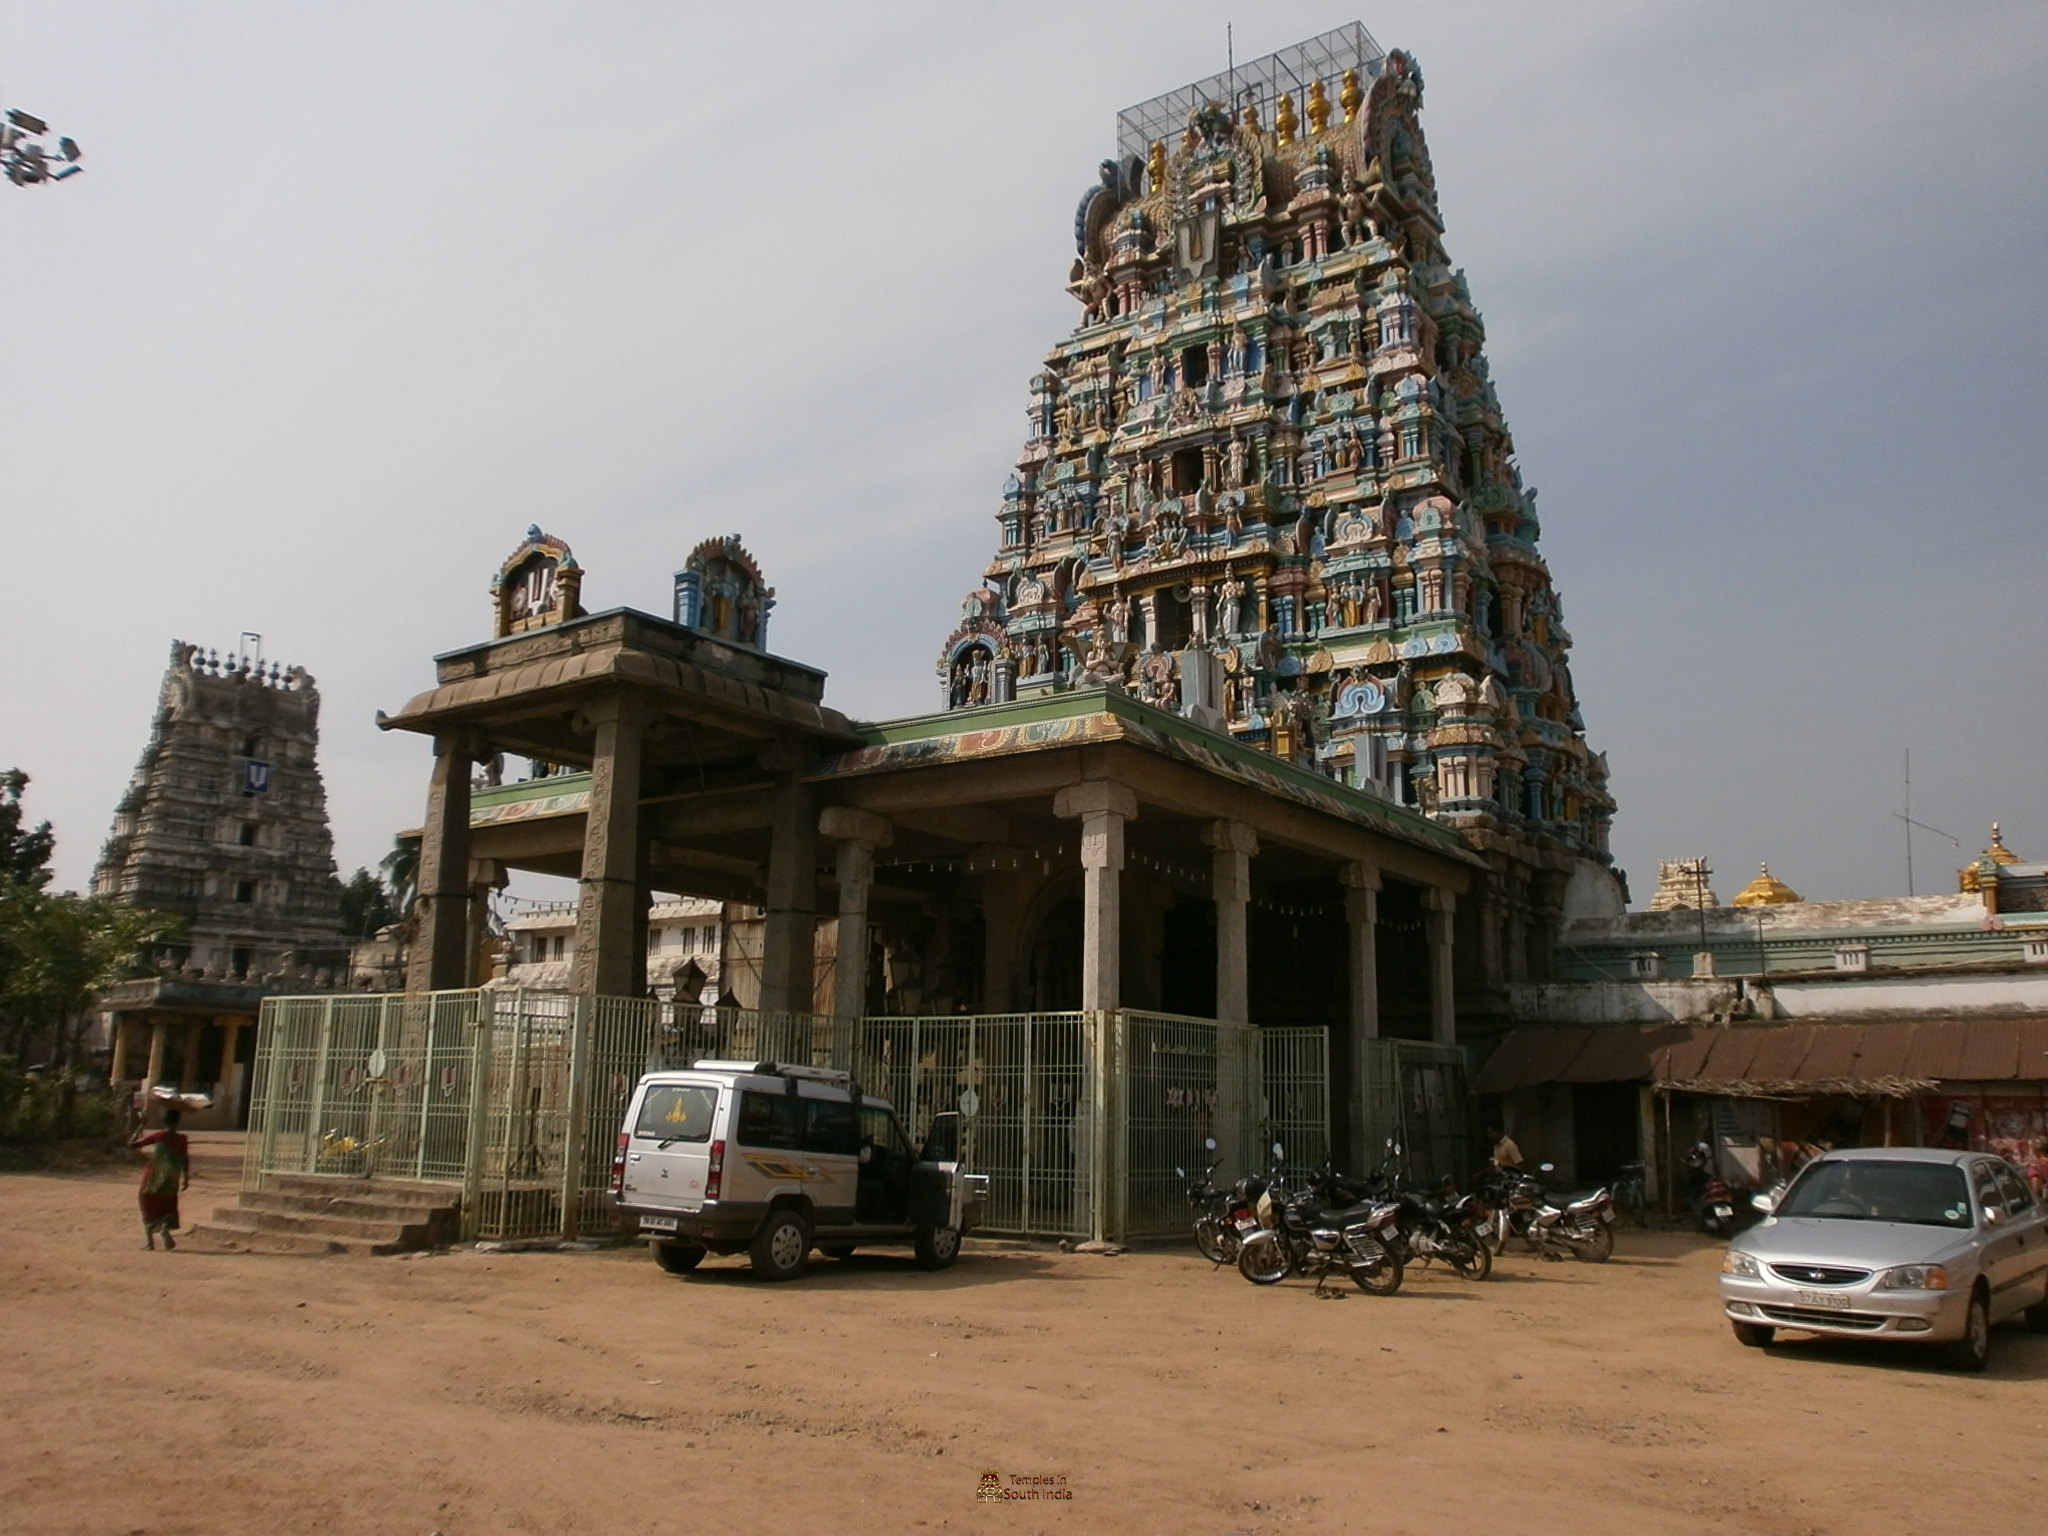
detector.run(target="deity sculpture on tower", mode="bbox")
[933,25,1615,866]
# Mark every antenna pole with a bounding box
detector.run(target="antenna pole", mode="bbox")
[1904,749,1913,897]
[1228,23,1235,117]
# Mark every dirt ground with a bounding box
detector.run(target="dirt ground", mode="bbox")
[6,1145,2046,1536]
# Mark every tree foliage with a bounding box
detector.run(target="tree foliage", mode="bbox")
[339,867,395,939]
[0,769,55,889]
[0,769,183,1072]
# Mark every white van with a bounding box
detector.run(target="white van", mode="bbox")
[609,1060,987,1281]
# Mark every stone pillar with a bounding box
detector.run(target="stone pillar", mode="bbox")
[978,860,1022,1014]
[1054,781,1136,1013]
[759,774,819,1014]
[571,696,645,998]
[1203,821,1258,1024]
[217,1018,242,1106]
[1342,863,1382,1170]
[108,1015,132,1084]
[141,1020,167,1119]
[407,731,475,994]
[819,807,892,1022]
[1424,888,1458,1045]
[181,1020,205,1091]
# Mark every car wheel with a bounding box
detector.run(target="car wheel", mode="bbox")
[748,1209,811,1282]
[913,1224,961,1271]
[1944,1289,1992,1372]
[820,1243,857,1260]
[652,1241,705,1275]
[1731,1321,1775,1348]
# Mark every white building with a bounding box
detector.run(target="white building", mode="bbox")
[502,897,734,1001]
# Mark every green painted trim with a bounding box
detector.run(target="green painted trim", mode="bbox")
[470,771,592,810]
[850,687,1474,859]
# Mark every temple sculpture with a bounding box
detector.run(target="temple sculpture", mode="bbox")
[938,29,1614,877]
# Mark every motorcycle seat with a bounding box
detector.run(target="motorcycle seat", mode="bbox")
[1316,1202,1380,1226]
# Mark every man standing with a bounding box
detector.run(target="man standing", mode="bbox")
[1486,1122,1523,1171]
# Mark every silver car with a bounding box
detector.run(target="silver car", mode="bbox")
[1718,1146,2048,1370]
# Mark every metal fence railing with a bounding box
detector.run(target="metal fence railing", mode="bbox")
[1260,1025,1332,1171]
[1356,1037,1471,1186]
[246,993,1331,1245]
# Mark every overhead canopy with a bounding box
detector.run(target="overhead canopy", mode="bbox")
[1475,1019,2048,1100]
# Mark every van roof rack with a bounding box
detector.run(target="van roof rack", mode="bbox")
[690,1059,852,1085]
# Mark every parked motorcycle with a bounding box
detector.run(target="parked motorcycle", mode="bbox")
[1346,1147,1493,1281]
[1514,1163,1616,1262]
[1175,1137,1237,1264]
[1235,1143,1406,1295]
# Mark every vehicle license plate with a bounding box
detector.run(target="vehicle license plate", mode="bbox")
[639,1215,679,1234]
[1795,1289,1850,1310]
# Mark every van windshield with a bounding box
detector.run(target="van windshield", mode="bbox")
[635,1084,717,1144]
[1777,1159,1972,1228]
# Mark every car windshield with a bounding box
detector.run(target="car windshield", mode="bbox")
[1777,1159,1973,1228]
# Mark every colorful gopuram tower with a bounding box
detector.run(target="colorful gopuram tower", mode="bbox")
[938,26,1615,880]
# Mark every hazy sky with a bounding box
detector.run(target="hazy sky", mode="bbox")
[3,1,2044,908]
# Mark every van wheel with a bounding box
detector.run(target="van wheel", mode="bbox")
[749,1210,811,1282]
[914,1225,961,1271]
[653,1241,705,1275]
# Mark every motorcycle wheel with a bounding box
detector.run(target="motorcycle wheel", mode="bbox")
[1194,1217,1239,1266]
[1447,1235,1493,1283]
[1349,1242,1405,1297]
[1573,1221,1615,1263]
[1236,1236,1289,1286]
[1477,1215,1504,1256]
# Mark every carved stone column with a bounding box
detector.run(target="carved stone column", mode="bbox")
[571,696,645,998]
[407,731,475,993]
[1424,887,1458,1045]
[1342,862,1382,1170]
[759,773,819,1014]
[1203,820,1258,1024]
[820,807,892,1023]
[1054,781,1137,1013]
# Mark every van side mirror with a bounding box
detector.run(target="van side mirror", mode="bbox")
[1750,1191,1775,1214]
[920,1111,961,1164]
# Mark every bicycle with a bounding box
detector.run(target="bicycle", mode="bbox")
[1614,1160,1650,1227]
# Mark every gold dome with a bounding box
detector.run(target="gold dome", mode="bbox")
[1732,862,1801,907]
[1960,823,2022,892]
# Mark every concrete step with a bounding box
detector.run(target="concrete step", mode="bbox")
[181,1215,352,1256]
[238,1188,458,1227]
[261,1174,456,1207]
[190,1207,409,1257]
[210,1203,453,1247]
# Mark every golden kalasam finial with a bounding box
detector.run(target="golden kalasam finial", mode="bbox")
[1306,79,1331,135]
[1275,92,1297,146]
[1340,69,1363,124]
[1242,96,1260,131]
[1147,139,1167,192]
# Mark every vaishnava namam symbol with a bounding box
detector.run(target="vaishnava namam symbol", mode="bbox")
[976,1472,1003,1502]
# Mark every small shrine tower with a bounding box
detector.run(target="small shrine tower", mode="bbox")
[94,639,347,981]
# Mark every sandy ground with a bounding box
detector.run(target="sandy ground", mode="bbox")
[5,1145,2047,1536]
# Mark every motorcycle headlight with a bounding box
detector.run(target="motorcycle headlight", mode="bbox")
[1720,1250,1760,1278]
[1874,1264,1947,1291]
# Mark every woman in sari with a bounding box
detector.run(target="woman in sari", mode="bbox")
[131,1107,190,1250]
